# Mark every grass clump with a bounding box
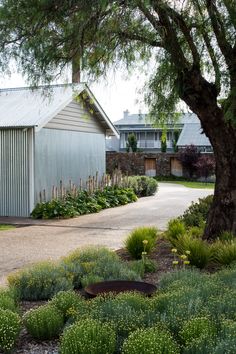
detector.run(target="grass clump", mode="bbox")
[8,261,73,300]
[167,219,186,244]
[125,226,158,259]
[0,308,21,353]
[59,318,116,354]
[211,240,236,266]
[122,327,179,354]
[23,304,64,340]
[174,234,211,269]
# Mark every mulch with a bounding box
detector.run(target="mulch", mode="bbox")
[7,238,176,354]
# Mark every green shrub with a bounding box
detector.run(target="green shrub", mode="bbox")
[61,246,140,286]
[207,290,236,320]
[128,260,145,277]
[50,290,86,320]
[122,327,179,354]
[188,225,204,238]
[60,260,83,288]
[31,198,78,219]
[81,274,104,288]
[167,219,186,244]
[180,316,216,345]
[214,265,236,289]
[32,187,137,219]
[180,195,213,227]
[125,226,157,259]
[23,304,64,340]
[152,289,206,334]
[59,318,116,354]
[0,288,18,313]
[0,309,21,353]
[143,258,158,273]
[62,246,119,265]
[8,261,73,300]
[158,268,204,291]
[183,337,215,354]
[89,292,153,337]
[127,176,158,197]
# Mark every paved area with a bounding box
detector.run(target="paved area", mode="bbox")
[0,183,212,285]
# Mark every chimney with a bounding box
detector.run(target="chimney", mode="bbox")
[123,109,129,119]
[72,56,80,83]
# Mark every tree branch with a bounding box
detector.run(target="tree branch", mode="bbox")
[205,0,233,68]
[115,30,164,48]
[163,4,201,67]
[136,2,189,70]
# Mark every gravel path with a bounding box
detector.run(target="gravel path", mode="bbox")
[0,183,212,285]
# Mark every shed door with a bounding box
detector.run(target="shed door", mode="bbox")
[145,158,156,177]
[0,129,32,217]
[171,157,183,177]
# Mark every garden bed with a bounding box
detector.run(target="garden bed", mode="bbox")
[3,238,225,354]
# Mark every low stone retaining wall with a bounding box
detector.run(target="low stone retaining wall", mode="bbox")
[106,152,177,176]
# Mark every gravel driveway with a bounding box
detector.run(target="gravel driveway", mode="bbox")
[0,183,212,285]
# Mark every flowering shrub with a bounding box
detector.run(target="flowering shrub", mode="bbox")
[122,327,179,354]
[0,309,21,352]
[50,290,86,320]
[180,316,216,345]
[23,304,64,340]
[59,318,116,354]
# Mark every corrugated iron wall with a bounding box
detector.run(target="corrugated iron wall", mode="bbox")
[0,129,31,216]
[34,128,105,202]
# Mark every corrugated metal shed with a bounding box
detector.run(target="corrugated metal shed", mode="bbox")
[0,84,119,137]
[177,123,211,146]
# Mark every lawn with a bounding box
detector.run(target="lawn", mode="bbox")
[0,224,15,231]
[161,180,215,189]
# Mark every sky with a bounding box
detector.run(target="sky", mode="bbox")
[0,66,148,123]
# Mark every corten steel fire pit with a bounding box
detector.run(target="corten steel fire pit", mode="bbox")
[84,280,157,298]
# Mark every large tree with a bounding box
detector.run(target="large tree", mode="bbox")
[0,0,236,238]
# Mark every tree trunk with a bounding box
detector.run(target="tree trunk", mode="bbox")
[177,68,236,239]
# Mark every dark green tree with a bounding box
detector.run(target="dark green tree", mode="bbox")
[126,133,138,152]
[0,0,236,239]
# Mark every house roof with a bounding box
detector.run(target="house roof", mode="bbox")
[177,123,211,146]
[114,112,199,126]
[0,83,119,137]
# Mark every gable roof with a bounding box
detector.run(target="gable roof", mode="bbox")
[0,83,119,137]
[114,112,199,126]
[177,123,211,146]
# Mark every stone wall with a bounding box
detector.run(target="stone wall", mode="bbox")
[106,152,177,176]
